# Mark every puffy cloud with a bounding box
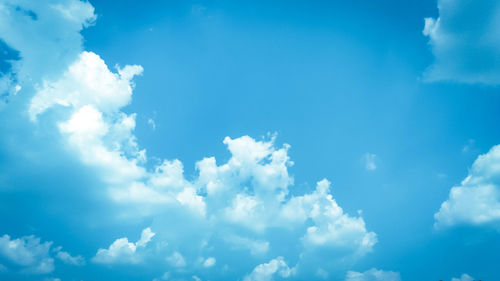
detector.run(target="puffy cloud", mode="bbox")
[283,179,376,254]
[243,257,295,281]
[202,257,215,268]
[29,51,143,120]
[92,227,155,264]
[451,273,474,281]
[0,0,96,106]
[423,0,500,84]
[345,268,401,281]
[0,234,54,274]
[435,145,500,228]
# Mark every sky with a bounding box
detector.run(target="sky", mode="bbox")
[1,0,500,280]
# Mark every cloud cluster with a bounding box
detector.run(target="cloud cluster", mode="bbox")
[423,0,500,84]
[0,234,84,274]
[25,45,376,278]
[0,0,378,279]
[435,145,500,228]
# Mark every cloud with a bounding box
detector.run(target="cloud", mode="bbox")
[0,234,54,274]
[92,227,155,264]
[435,145,500,228]
[345,268,401,281]
[0,0,96,106]
[243,257,295,281]
[451,274,474,281]
[423,0,500,84]
[0,0,379,279]
[54,247,85,266]
[202,257,215,268]
[166,251,186,268]
[363,153,377,171]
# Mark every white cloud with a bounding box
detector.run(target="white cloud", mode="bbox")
[0,1,379,277]
[423,0,500,84]
[451,274,474,281]
[54,248,85,266]
[345,268,401,281]
[364,153,377,171]
[202,257,215,268]
[0,0,96,106]
[166,251,186,268]
[30,51,143,120]
[282,179,377,254]
[243,257,295,281]
[435,145,500,228]
[0,234,54,274]
[92,227,155,264]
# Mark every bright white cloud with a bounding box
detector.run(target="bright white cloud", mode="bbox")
[283,179,376,254]
[423,0,500,84]
[0,234,54,274]
[243,257,295,281]
[345,268,401,281]
[451,274,474,281]
[92,227,155,264]
[30,51,143,120]
[435,145,500,228]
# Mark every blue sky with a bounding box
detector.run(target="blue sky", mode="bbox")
[1,0,500,280]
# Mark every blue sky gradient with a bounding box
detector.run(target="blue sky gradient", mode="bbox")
[1,1,500,280]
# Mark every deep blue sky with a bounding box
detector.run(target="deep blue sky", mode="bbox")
[1,0,500,280]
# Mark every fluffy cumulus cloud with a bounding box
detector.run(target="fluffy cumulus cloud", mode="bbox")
[435,145,500,228]
[345,268,401,281]
[92,228,155,264]
[0,0,379,280]
[0,234,54,274]
[243,257,295,281]
[423,0,500,84]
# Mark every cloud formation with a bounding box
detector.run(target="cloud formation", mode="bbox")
[243,257,295,281]
[423,0,500,84]
[92,228,155,264]
[0,0,378,279]
[0,234,54,274]
[435,145,500,228]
